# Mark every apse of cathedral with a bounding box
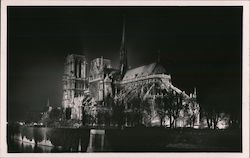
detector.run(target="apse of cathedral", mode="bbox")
[61,19,200,128]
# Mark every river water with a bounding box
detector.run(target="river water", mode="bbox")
[7,125,242,152]
[8,126,106,152]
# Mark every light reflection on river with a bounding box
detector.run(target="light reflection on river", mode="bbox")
[9,139,62,153]
[8,125,242,152]
[8,126,105,153]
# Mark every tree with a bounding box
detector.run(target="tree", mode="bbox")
[158,90,185,128]
[184,98,198,127]
[129,97,142,126]
[49,108,62,121]
[141,98,152,126]
[163,90,175,128]
[202,104,221,129]
[112,100,125,127]
[155,96,166,127]
[199,88,236,129]
[97,110,105,125]
[171,93,184,128]
[83,113,95,126]
[103,110,112,126]
[228,110,241,129]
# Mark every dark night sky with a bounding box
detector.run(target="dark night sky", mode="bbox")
[7,6,242,122]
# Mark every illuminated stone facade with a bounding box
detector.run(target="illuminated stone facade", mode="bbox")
[62,54,88,119]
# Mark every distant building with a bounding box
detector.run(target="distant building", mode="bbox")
[61,18,200,128]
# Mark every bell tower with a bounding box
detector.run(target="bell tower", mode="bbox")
[62,54,88,109]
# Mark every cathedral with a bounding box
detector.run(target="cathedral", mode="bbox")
[61,20,200,128]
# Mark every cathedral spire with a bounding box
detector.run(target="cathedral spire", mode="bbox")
[119,15,128,78]
[121,16,126,49]
[193,87,197,98]
[47,98,50,107]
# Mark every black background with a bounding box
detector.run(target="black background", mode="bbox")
[8,6,242,122]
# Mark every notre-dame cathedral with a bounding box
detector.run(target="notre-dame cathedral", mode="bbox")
[61,19,200,128]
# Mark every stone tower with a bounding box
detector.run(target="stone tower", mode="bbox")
[89,57,112,102]
[62,54,88,109]
[119,16,128,78]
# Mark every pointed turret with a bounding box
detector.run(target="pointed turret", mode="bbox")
[193,87,197,98]
[119,15,128,79]
[47,98,50,107]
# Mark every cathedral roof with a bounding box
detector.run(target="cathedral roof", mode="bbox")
[122,62,166,81]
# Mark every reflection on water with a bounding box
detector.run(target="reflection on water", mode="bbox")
[9,139,61,153]
[8,125,242,152]
[8,126,106,153]
[87,129,105,152]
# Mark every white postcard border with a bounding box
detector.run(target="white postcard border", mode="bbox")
[1,1,249,158]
